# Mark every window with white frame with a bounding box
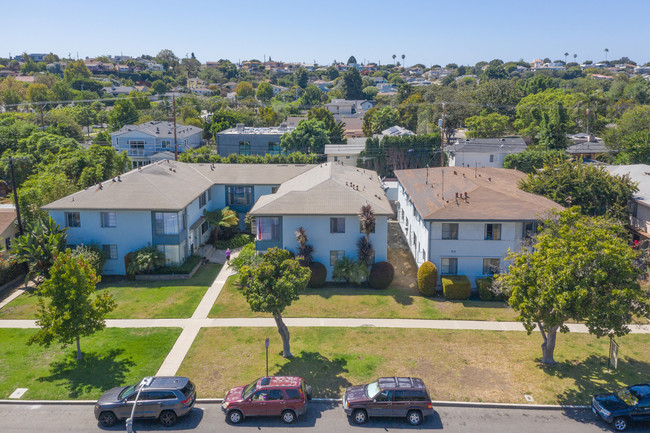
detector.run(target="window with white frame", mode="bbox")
[101,212,116,228]
[441,257,458,275]
[102,244,118,260]
[485,223,502,240]
[65,212,80,228]
[330,217,345,233]
[154,212,183,235]
[442,223,458,239]
[330,250,345,266]
[483,258,500,275]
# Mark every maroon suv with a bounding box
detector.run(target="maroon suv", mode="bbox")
[342,377,434,425]
[222,376,312,424]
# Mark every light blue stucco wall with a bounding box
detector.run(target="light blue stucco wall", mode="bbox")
[49,209,153,275]
[112,130,202,159]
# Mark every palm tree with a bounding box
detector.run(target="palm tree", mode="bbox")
[359,204,376,241]
[573,53,577,62]
[295,226,314,265]
[564,52,569,63]
[401,54,406,68]
[604,48,609,62]
[203,207,239,241]
[392,54,396,65]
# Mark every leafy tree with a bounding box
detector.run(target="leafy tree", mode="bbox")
[362,86,378,100]
[108,99,139,130]
[203,207,239,240]
[307,107,345,143]
[259,106,284,126]
[151,79,168,95]
[497,208,649,364]
[239,248,310,357]
[294,67,309,89]
[18,171,77,225]
[210,109,241,137]
[324,66,339,80]
[235,81,255,99]
[503,149,568,174]
[514,89,581,140]
[359,133,442,178]
[300,84,323,107]
[465,112,510,138]
[280,118,329,153]
[63,60,91,82]
[519,159,638,222]
[11,217,67,282]
[537,102,570,149]
[256,81,274,102]
[371,106,399,133]
[522,74,556,95]
[28,251,115,361]
[0,76,27,107]
[606,106,650,160]
[341,67,363,100]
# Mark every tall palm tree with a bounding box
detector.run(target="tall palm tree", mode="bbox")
[564,52,569,63]
[401,54,405,68]
[573,53,577,64]
[392,54,396,65]
[203,207,239,241]
[604,48,609,61]
[359,204,376,241]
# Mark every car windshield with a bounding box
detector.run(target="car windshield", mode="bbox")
[119,385,136,400]
[365,381,380,399]
[242,379,259,400]
[617,387,639,406]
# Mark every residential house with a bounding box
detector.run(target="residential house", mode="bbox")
[187,78,207,89]
[566,134,612,160]
[102,85,138,96]
[325,99,375,115]
[190,87,215,96]
[0,206,18,253]
[272,84,289,96]
[446,138,527,168]
[395,166,561,285]
[377,125,415,138]
[43,161,315,275]
[110,121,203,168]
[215,124,293,157]
[250,162,392,280]
[604,165,650,240]
[324,141,365,166]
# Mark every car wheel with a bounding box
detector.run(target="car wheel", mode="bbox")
[159,410,177,427]
[228,410,243,424]
[407,410,422,426]
[352,409,367,425]
[98,411,117,427]
[613,417,629,431]
[282,410,296,424]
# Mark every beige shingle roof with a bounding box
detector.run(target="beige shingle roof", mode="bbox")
[42,161,315,211]
[250,162,393,216]
[394,167,561,221]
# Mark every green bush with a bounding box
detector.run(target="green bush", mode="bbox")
[215,233,253,250]
[442,275,471,300]
[417,261,438,296]
[477,277,508,301]
[126,245,165,276]
[0,258,25,286]
[151,255,202,275]
[368,261,394,290]
[71,244,106,275]
[332,257,369,285]
[230,243,261,271]
[307,262,327,288]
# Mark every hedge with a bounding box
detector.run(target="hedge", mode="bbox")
[368,261,394,290]
[307,262,327,288]
[151,255,202,275]
[477,277,508,301]
[0,260,24,286]
[215,233,254,250]
[417,261,438,296]
[442,275,471,300]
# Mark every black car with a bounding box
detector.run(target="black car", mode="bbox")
[592,383,650,431]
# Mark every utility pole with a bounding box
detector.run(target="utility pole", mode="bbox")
[440,102,446,168]
[173,94,178,161]
[2,156,27,235]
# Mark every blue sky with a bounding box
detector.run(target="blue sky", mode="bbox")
[3,0,649,66]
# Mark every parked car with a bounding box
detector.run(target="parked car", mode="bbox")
[342,377,434,425]
[94,376,196,427]
[222,376,312,424]
[592,383,650,431]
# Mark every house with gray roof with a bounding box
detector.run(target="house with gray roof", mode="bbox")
[43,161,314,274]
[395,166,561,286]
[215,124,293,157]
[324,143,365,166]
[566,133,611,160]
[250,162,392,279]
[447,137,527,169]
[110,121,203,168]
[605,164,650,240]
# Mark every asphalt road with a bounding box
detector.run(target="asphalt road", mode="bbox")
[1,401,648,433]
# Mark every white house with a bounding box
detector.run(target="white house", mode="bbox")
[324,143,365,166]
[110,121,203,168]
[447,138,527,169]
[605,164,650,240]
[43,161,315,275]
[250,162,393,280]
[394,166,561,286]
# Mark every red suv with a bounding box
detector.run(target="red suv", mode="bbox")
[222,376,312,424]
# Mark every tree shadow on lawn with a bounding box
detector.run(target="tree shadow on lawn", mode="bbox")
[97,264,221,290]
[540,354,650,426]
[301,285,415,306]
[38,348,135,398]
[275,351,352,399]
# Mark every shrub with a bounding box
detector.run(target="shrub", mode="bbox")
[214,233,253,250]
[0,258,25,286]
[151,255,202,275]
[332,257,369,284]
[307,262,327,288]
[477,277,508,301]
[368,261,394,290]
[230,243,261,271]
[71,244,107,275]
[126,245,165,275]
[417,261,438,296]
[442,275,471,300]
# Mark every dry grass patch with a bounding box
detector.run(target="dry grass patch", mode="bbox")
[178,327,650,404]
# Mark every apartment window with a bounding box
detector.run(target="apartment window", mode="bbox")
[207,187,212,201]
[102,244,118,260]
[522,222,536,240]
[442,223,458,240]
[65,212,80,228]
[483,258,500,275]
[268,142,280,155]
[161,139,171,149]
[100,212,116,228]
[199,191,207,208]
[201,220,210,235]
[489,154,495,163]
[485,223,502,240]
[128,140,145,156]
[441,257,458,275]
[359,221,375,233]
[154,212,182,235]
[257,217,281,241]
[330,217,345,233]
[226,186,252,206]
[239,141,251,155]
[330,250,345,266]
[157,244,181,265]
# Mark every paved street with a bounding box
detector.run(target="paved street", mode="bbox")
[1,401,647,433]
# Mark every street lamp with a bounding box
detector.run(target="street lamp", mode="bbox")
[126,376,153,433]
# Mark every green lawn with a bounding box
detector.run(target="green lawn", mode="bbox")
[178,327,650,405]
[0,264,221,320]
[0,328,181,400]
[209,275,517,321]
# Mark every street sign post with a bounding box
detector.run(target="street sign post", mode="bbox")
[265,338,270,377]
[608,337,619,371]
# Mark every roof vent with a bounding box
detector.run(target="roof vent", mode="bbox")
[501,138,505,141]
[118,176,121,182]
[488,177,492,181]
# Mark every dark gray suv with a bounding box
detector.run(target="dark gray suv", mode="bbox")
[94,376,196,427]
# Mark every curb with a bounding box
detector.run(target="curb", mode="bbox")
[0,398,591,410]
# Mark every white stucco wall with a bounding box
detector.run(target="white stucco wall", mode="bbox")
[449,152,508,168]
[397,183,430,265]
